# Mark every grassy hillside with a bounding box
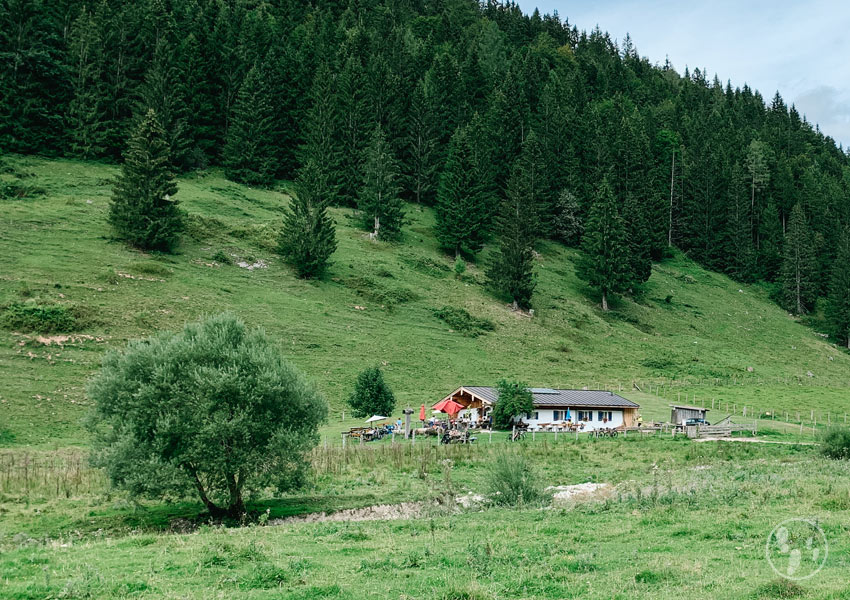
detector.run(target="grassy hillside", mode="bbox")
[2,155,850,447]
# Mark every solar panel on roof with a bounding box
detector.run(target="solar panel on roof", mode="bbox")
[529,388,559,394]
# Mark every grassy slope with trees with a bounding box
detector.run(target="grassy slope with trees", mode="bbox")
[2,155,850,448]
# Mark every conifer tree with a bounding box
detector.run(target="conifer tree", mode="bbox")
[401,81,438,205]
[724,165,756,281]
[781,203,817,314]
[223,65,276,186]
[67,5,107,158]
[109,109,183,251]
[359,126,403,240]
[435,125,491,257]
[759,201,783,281]
[486,150,540,311]
[337,53,371,207]
[551,189,583,246]
[300,62,342,203]
[623,193,653,288]
[826,230,850,348]
[278,160,337,279]
[576,178,629,311]
[745,139,771,239]
[138,39,190,169]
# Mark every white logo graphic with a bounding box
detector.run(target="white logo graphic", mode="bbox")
[765,518,827,581]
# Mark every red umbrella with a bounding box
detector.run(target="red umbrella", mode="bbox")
[432,398,464,416]
[419,404,426,421]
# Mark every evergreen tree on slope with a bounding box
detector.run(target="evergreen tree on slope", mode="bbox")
[278,160,337,279]
[576,178,629,311]
[109,109,183,251]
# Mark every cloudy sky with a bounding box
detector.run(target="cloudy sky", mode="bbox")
[516,0,850,148]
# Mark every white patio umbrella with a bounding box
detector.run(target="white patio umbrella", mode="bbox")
[365,415,388,423]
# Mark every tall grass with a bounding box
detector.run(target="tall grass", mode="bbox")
[0,450,106,500]
[484,451,543,506]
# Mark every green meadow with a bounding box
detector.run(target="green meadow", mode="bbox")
[2,156,850,598]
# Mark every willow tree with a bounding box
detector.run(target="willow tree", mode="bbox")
[87,314,328,518]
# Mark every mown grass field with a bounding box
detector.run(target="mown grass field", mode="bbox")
[3,156,850,599]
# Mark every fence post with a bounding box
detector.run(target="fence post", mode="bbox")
[342,434,346,448]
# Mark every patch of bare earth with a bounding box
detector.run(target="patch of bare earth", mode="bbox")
[547,483,615,506]
[270,502,426,525]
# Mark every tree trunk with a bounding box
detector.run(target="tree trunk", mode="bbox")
[225,472,245,518]
[190,468,226,518]
[373,215,380,239]
[668,150,675,247]
[602,292,609,312]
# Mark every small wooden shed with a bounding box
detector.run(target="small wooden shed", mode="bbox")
[670,404,709,425]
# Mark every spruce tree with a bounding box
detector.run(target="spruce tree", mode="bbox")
[138,39,190,169]
[551,189,583,246]
[401,81,439,205]
[299,62,342,203]
[435,125,491,257]
[109,109,183,252]
[278,160,337,279]
[67,5,107,159]
[759,201,783,281]
[486,151,540,311]
[337,53,371,207]
[781,203,817,314]
[623,193,653,288]
[223,65,276,186]
[359,126,403,240]
[576,178,629,311]
[826,230,850,348]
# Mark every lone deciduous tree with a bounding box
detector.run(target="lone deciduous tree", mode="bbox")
[109,109,184,251]
[87,313,328,518]
[491,379,534,430]
[347,366,395,418]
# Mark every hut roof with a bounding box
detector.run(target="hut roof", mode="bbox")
[453,386,639,409]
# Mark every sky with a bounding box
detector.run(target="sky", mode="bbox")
[516,0,850,148]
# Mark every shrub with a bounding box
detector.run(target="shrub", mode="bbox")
[87,313,328,518]
[491,379,533,430]
[345,276,418,308]
[486,451,543,507]
[347,366,395,418]
[212,250,232,265]
[128,261,172,277]
[820,426,850,460]
[432,307,495,337]
[453,256,466,278]
[1,302,78,333]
